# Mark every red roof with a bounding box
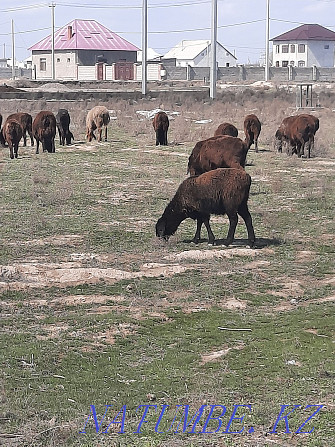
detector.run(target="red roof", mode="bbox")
[272,24,335,42]
[29,19,139,52]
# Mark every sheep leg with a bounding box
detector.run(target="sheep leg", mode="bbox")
[192,219,203,244]
[97,127,102,142]
[155,130,160,146]
[9,144,14,159]
[238,203,256,248]
[255,138,258,153]
[23,132,27,146]
[104,126,108,142]
[203,218,215,245]
[36,140,40,154]
[225,213,238,246]
[14,143,18,158]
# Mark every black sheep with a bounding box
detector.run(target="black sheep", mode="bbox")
[156,168,255,247]
[56,109,74,145]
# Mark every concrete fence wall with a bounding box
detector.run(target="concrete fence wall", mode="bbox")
[3,64,335,85]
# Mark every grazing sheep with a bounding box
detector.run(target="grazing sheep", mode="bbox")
[86,106,110,142]
[214,122,238,137]
[152,111,169,145]
[275,114,319,158]
[32,111,56,154]
[6,112,33,146]
[244,114,261,152]
[3,119,23,159]
[156,168,255,247]
[187,135,249,176]
[274,115,297,155]
[56,109,74,145]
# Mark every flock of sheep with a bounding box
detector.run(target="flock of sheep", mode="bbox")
[0,105,319,248]
[155,110,319,247]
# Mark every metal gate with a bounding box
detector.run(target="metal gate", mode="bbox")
[115,62,134,80]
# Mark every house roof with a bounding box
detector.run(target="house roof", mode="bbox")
[137,48,162,62]
[163,40,236,60]
[29,19,139,52]
[271,24,335,42]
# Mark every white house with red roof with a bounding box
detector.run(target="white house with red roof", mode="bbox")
[271,24,335,68]
[29,19,139,81]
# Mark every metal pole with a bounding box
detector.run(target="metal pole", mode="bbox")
[50,2,56,80]
[265,0,270,81]
[210,0,217,99]
[142,0,147,95]
[11,20,15,79]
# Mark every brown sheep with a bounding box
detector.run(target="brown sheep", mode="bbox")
[275,114,319,158]
[86,106,110,142]
[152,111,169,146]
[214,122,238,137]
[32,111,56,154]
[187,135,249,176]
[274,115,297,154]
[3,119,23,159]
[156,168,255,247]
[244,114,261,152]
[6,112,33,146]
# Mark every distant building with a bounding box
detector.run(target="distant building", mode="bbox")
[137,48,162,62]
[29,19,139,81]
[162,40,237,67]
[271,24,335,68]
[0,58,8,68]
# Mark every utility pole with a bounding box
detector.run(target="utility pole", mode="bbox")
[265,0,270,81]
[11,20,15,79]
[50,2,56,80]
[142,0,147,95]
[210,0,217,99]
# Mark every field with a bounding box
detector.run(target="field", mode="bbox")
[0,85,334,447]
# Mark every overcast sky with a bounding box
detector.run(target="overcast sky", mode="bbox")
[1,0,334,63]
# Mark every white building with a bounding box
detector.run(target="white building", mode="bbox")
[271,24,335,68]
[162,40,237,67]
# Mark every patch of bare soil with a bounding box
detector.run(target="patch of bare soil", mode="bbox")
[0,261,194,290]
[200,343,245,364]
[5,234,83,247]
[272,295,335,312]
[120,147,189,158]
[36,323,69,340]
[183,297,247,314]
[268,279,305,298]
[295,250,315,263]
[165,247,270,262]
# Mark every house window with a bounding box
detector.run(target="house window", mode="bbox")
[282,61,288,67]
[40,58,46,71]
[226,62,230,67]
[290,61,295,66]
[298,60,305,67]
[57,58,60,63]
[324,44,329,49]
[290,44,295,53]
[282,45,289,53]
[298,44,305,53]
[276,45,279,53]
[67,58,70,63]
[276,61,279,67]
